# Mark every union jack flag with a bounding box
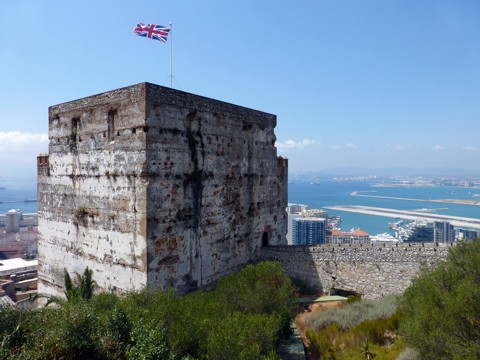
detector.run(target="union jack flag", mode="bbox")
[133,22,170,43]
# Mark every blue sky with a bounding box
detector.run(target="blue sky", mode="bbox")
[1,0,479,185]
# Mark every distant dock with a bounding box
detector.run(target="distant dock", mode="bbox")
[325,205,480,230]
[0,199,37,204]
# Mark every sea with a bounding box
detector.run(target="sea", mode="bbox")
[289,180,480,235]
[0,187,38,214]
[1,181,479,235]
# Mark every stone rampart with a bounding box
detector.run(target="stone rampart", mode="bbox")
[261,243,452,299]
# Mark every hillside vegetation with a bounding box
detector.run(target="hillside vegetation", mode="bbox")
[0,261,295,360]
[2,239,479,359]
[399,239,480,359]
[299,239,480,360]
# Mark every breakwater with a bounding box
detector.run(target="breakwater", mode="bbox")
[325,205,480,230]
[351,191,480,206]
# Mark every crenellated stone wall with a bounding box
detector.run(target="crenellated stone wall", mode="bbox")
[38,82,288,297]
[261,243,452,299]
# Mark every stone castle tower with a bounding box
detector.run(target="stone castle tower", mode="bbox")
[37,83,288,296]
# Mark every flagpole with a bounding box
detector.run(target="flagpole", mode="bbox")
[170,22,173,88]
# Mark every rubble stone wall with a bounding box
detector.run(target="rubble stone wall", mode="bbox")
[261,243,451,299]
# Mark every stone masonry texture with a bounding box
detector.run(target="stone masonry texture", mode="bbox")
[261,243,451,300]
[37,82,288,297]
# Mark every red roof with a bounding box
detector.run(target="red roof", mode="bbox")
[329,229,370,236]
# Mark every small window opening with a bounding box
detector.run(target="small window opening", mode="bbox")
[107,110,115,142]
[262,231,269,247]
[71,117,79,143]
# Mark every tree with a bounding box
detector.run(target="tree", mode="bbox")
[64,267,97,301]
[399,239,480,359]
[38,267,97,306]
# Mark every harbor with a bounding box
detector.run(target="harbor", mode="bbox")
[324,205,480,230]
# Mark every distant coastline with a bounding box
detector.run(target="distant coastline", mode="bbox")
[371,183,436,188]
[351,191,480,206]
[289,180,480,235]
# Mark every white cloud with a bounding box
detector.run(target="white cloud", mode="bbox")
[326,143,357,151]
[463,145,478,152]
[0,132,48,181]
[432,144,446,151]
[276,139,318,151]
[0,131,48,152]
[329,144,342,150]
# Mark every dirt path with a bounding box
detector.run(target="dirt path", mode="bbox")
[293,300,345,355]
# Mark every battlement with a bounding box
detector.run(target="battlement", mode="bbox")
[37,154,49,177]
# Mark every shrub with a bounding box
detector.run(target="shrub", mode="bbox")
[399,239,480,359]
[306,328,337,360]
[0,261,294,360]
[126,320,175,360]
[215,261,295,316]
[305,305,403,359]
[0,305,26,358]
[346,294,362,304]
[167,291,226,357]
[396,347,420,360]
[205,312,281,360]
[305,294,398,331]
[35,302,99,359]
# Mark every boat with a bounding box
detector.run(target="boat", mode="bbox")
[370,233,398,244]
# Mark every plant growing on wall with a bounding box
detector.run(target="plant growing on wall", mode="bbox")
[75,207,88,219]
[64,267,97,302]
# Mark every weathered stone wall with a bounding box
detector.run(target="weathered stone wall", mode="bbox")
[261,243,451,299]
[143,84,287,292]
[38,82,287,297]
[38,85,149,296]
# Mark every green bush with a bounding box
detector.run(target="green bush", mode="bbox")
[305,294,398,331]
[0,261,295,360]
[346,294,362,304]
[305,307,403,359]
[35,302,99,359]
[399,239,480,360]
[205,312,281,360]
[0,305,26,358]
[167,291,226,357]
[215,261,295,316]
[306,327,337,360]
[126,320,175,360]
[119,288,177,325]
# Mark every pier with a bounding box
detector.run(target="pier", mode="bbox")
[325,205,480,230]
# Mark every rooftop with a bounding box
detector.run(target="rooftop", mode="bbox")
[0,258,38,276]
[330,229,370,236]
